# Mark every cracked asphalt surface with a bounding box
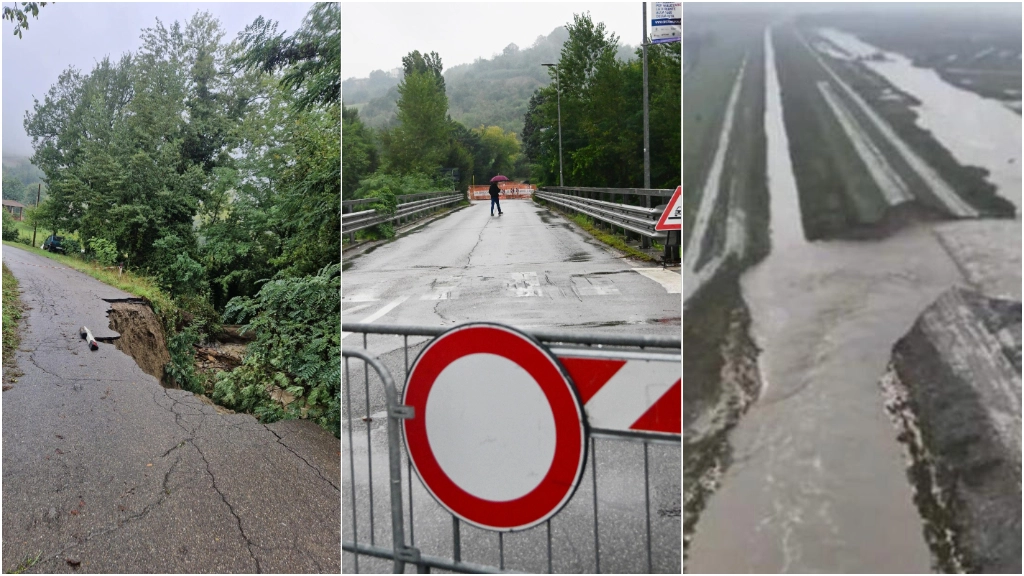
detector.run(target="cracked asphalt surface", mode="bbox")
[2,245,340,573]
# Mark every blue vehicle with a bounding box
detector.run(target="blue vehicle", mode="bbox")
[42,234,65,254]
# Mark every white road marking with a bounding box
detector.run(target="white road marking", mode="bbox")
[633,268,682,294]
[344,292,379,303]
[573,277,620,296]
[341,296,410,340]
[341,303,374,316]
[508,272,542,297]
[420,276,462,300]
[583,360,681,430]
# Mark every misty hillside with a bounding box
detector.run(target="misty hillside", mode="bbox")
[343,26,636,136]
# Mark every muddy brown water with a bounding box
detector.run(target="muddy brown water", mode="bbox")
[687,27,953,573]
[819,27,1022,214]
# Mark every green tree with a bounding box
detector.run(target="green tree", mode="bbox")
[472,125,521,178]
[402,50,445,92]
[2,1,46,38]
[235,2,339,111]
[342,106,378,200]
[522,13,679,189]
[381,59,450,175]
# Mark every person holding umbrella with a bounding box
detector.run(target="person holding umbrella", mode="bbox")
[489,174,507,216]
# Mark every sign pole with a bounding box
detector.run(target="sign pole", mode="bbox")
[642,3,651,191]
[32,183,39,247]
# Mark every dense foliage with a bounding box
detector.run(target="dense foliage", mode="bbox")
[342,11,673,227]
[22,4,341,434]
[523,14,681,189]
[344,25,637,137]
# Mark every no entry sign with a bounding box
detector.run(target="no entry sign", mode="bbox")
[402,323,587,532]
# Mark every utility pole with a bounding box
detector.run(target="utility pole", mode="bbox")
[541,63,564,187]
[32,183,39,247]
[643,2,651,191]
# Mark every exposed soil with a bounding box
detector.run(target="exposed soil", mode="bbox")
[194,341,247,373]
[105,301,171,385]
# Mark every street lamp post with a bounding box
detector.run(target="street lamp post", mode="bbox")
[541,63,564,187]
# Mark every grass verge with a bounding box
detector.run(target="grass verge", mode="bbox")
[2,241,172,315]
[6,553,41,575]
[2,261,24,365]
[533,196,659,262]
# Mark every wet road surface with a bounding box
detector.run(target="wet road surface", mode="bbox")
[342,200,682,572]
[2,245,340,573]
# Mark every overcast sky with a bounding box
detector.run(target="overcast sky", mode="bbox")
[2,2,314,158]
[342,2,647,80]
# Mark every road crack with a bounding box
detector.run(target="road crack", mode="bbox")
[193,440,262,573]
[463,218,490,269]
[266,427,340,491]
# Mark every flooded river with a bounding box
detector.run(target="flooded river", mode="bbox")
[684,25,1010,572]
[820,27,1022,214]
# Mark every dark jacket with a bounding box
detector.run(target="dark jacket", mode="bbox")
[488,182,500,199]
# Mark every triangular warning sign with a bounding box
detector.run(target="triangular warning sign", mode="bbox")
[655,186,682,231]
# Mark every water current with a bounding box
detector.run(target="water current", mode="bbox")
[687,24,1021,572]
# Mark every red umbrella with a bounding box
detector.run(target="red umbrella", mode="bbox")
[490,175,509,182]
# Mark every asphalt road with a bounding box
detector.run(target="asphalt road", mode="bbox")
[341,200,682,573]
[2,245,340,573]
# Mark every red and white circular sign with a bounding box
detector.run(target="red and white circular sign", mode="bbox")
[402,323,587,532]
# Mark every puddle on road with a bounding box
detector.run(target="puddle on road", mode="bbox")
[104,300,172,387]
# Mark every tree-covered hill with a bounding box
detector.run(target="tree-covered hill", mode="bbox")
[344,26,635,136]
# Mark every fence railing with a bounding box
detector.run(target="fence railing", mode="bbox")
[342,192,463,239]
[342,322,681,574]
[534,187,673,238]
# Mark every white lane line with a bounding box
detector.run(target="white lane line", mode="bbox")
[345,292,379,302]
[633,268,682,294]
[684,57,748,272]
[341,303,374,316]
[341,296,410,340]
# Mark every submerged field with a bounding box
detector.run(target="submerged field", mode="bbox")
[773,22,1015,240]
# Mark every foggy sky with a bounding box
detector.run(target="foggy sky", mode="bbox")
[2,2,314,158]
[342,2,647,80]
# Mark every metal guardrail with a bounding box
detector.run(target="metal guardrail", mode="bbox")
[342,322,681,574]
[534,187,672,240]
[342,192,463,235]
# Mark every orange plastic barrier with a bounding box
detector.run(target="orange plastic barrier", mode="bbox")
[470,182,535,200]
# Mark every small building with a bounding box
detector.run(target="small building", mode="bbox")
[2,199,25,221]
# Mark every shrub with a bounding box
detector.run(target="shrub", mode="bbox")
[1,210,19,242]
[62,237,81,255]
[213,263,341,435]
[164,325,204,393]
[88,237,119,266]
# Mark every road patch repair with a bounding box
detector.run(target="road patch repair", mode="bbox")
[1,245,339,573]
[880,287,1021,573]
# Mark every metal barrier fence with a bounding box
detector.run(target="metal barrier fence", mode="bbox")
[534,187,680,263]
[534,187,674,239]
[342,322,681,574]
[342,192,464,240]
